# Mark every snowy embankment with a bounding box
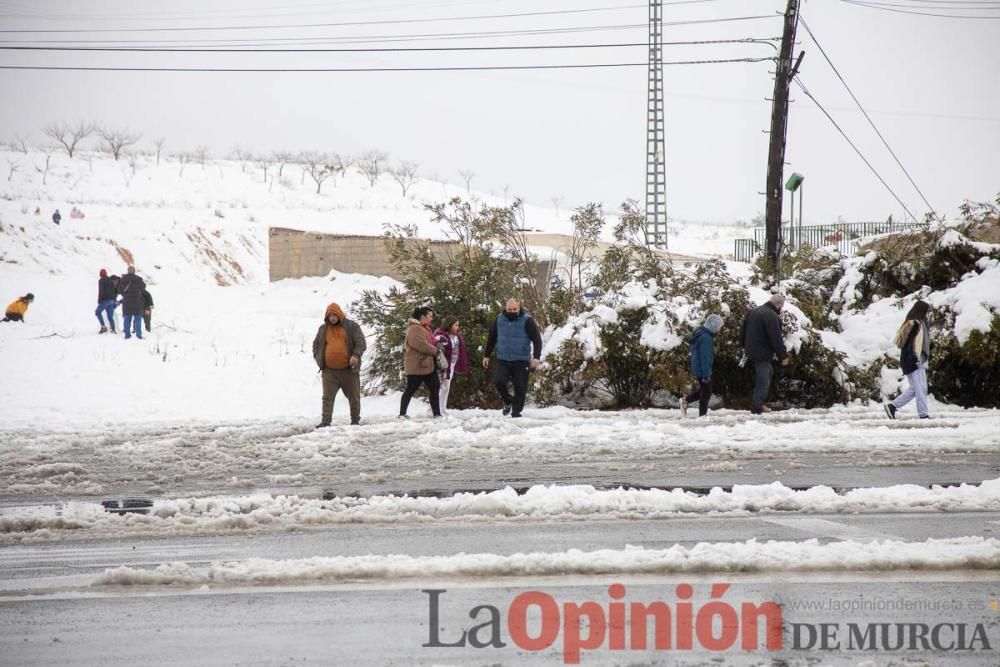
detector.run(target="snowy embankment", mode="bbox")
[92,537,1000,587]
[4,477,1000,544]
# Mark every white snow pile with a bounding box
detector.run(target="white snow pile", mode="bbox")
[91,537,1000,586]
[827,228,1000,368]
[6,478,1000,543]
[541,278,817,362]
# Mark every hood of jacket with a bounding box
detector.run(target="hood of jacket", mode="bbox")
[325,302,347,323]
[689,326,714,344]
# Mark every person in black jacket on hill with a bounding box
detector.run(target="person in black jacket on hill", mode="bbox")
[95,268,117,334]
[141,288,154,333]
[739,294,790,415]
[117,266,146,340]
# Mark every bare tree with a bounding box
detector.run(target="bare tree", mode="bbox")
[389,160,420,197]
[357,150,388,187]
[97,125,142,160]
[493,199,546,325]
[330,152,353,183]
[300,151,335,194]
[176,152,190,177]
[193,145,210,169]
[231,145,253,173]
[12,134,29,153]
[273,151,294,178]
[43,121,95,158]
[458,169,475,193]
[6,159,20,182]
[153,137,166,165]
[255,154,274,183]
[550,195,564,217]
[35,151,52,185]
[568,203,605,291]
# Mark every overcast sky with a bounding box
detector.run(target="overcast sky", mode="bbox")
[1,0,997,225]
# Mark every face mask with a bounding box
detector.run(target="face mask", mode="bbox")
[504,310,519,320]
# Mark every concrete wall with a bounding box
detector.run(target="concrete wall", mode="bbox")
[269,228,555,289]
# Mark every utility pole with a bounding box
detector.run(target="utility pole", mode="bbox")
[645,0,668,250]
[764,0,804,273]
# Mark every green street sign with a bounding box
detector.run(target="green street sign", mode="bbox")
[785,172,804,192]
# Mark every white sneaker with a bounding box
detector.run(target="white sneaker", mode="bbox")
[679,398,688,417]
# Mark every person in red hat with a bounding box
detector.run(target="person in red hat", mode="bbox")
[95,268,117,334]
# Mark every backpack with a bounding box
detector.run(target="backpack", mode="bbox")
[435,343,448,372]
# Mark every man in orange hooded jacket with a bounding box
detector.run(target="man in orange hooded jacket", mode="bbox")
[312,303,367,428]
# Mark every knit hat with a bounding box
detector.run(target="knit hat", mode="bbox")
[24,293,34,301]
[704,314,724,334]
[99,268,107,277]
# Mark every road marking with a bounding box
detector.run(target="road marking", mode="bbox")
[759,516,903,541]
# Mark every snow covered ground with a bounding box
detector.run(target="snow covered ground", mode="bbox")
[0,147,749,424]
[2,149,999,665]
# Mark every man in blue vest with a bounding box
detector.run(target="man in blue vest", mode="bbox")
[482,297,543,418]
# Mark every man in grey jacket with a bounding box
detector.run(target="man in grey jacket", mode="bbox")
[739,294,790,415]
[312,302,367,427]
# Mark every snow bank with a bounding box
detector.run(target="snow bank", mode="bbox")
[7,478,1000,543]
[91,537,1000,586]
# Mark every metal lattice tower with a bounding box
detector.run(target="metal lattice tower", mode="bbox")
[645,0,668,250]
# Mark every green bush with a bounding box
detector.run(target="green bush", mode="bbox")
[538,254,869,410]
[353,199,529,408]
[927,313,1000,408]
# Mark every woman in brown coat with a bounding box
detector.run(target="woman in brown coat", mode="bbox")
[400,306,442,418]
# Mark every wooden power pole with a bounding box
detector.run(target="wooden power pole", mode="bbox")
[764,0,804,273]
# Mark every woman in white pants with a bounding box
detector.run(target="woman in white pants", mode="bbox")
[885,300,931,420]
[433,316,470,415]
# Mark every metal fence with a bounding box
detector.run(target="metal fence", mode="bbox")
[733,220,928,263]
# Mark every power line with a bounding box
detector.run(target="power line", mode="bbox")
[0,7,778,34]
[0,16,780,47]
[0,24,653,46]
[0,38,778,53]
[0,57,774,72]
[793,78,921,223]
[799,17,938,217]
[841,0,1000,17]
[0,0,731,23]
[0,4,644,33]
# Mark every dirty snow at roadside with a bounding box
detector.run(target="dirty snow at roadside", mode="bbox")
[4,477,1000,544]
[91,537,1000,587]
[1,403,997,504]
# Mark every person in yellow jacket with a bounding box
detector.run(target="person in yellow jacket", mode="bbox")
[2,293,34,322]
